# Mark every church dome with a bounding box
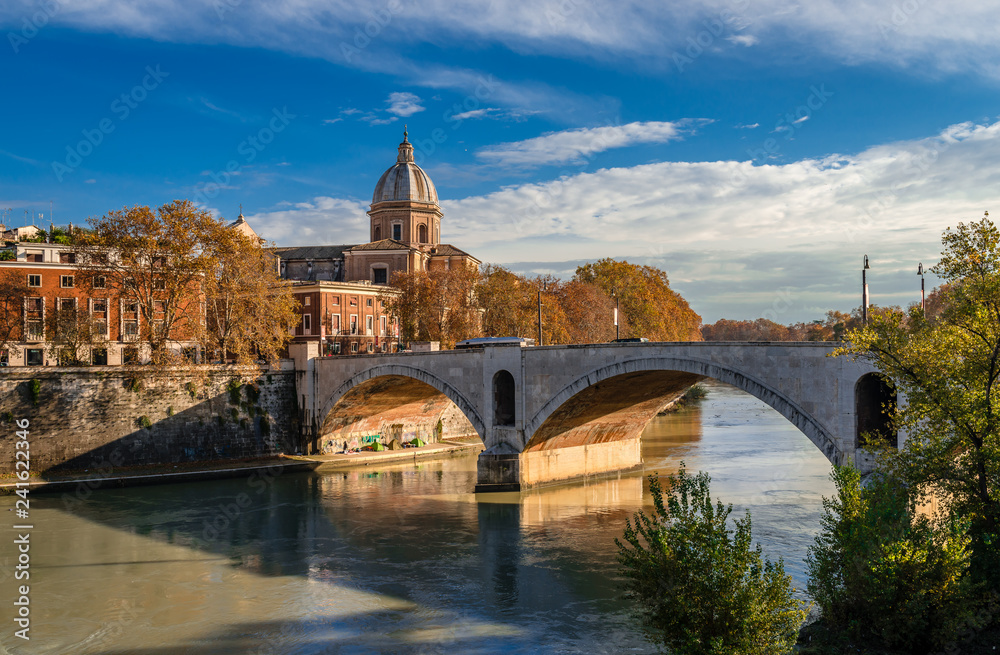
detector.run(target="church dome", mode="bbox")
[371,132,439,205]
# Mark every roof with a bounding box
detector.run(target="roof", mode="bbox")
[371,134,439,205]
[346,239,412,252]
[270,245,355,260]
[429,243,476,258]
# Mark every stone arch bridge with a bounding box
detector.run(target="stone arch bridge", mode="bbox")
[290,341,883,491]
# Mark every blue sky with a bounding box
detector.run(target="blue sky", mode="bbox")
[1,0,998,322]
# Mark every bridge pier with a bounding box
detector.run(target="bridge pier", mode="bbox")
[475,438,645,493]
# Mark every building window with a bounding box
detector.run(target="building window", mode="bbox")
[59,252,77,264]
[331,314,341,334]
[418,224,427,243]
[304,296,311,306]
[392,224,402,240]
[366,316,373,335]
[373,268,387,284]
[330,341,341,355]
[92,349,108,365]
[25,252,42,263]
[151,256,166,267]
[0,349,8,366]
[350,314,358,334]
[349,297,357,307]
[122,300,139,341]
[25,297,44,341]
[60,275,74,288]
[59,298,76,312]
[380,316,387,336]
[374,226,381,240]
[92,275,106,289]
[332,296,340,306]
[91,299,109,338]
[351,342,358,353]
[303,313,311,333]
[367,342,374,353]
[27,274,40,287]
[123,347,139,364]
[26,349,43,366]
[152,277,165,290]
[366,298,373,307]
[381,341,388,352]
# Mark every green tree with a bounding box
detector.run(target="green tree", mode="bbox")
[835,214,1000,589]
[806,467,975,652]
[616,465,805,654]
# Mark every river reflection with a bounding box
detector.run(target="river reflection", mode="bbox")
[2,380,835,654]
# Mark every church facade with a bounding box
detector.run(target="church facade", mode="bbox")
[275,131,480,355]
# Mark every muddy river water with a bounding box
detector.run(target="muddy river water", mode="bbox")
[1,380,835,654]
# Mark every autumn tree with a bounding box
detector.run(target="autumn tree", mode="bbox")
[382,265,480,348]
[44,302,109,365]
[574,259,702,341]
[837,214,1000,591]
[77,201,217,364]
[555,279,621,343]
[476,265,536,338]
[0,267,28,361]
[201,227,298,369]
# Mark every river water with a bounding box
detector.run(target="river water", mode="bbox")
[2,381,835,654]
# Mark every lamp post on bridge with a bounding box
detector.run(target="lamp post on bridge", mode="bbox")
[612,287,619,340]
[862,255,870,325]
[917,262,925,315]
[536,280,547,346]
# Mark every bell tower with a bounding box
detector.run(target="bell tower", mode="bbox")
[368,129,442,248]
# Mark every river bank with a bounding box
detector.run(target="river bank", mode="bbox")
[0,437,484,495]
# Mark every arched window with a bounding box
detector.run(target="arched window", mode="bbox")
[418,224,427,243]
[373,225,381,241]
[855,373,897,449]
[493,370,515,426]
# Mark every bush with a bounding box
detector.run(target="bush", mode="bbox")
[616,464,806,654]
[806,466,977,652]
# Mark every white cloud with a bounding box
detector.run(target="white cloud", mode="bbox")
[736,123,760,129]
[323,118,343,124]
[247,117,1000,322]
[3,0,996,81]
[726,34,759,47]
[386,91,424,117]
[476,120,704,167]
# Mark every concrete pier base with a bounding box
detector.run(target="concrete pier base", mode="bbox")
[475,438,643,492]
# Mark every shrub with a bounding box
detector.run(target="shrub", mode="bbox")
[806,466,977,652]
[138,415,152,429]
[226,378,242,405]
[616,464,806,654]
[29,379,41,406]
[185,381,197,399]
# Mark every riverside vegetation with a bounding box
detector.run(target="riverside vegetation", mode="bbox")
[618,215,1000,654]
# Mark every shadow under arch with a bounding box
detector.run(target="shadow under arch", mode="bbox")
[525,356,842,464]
[318,364,486,444]
[855,372,897,449]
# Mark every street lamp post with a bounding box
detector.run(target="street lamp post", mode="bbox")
[612,288,619,340]
[917,262,925,315]
[862,255,871,325]
[537,281,547,346]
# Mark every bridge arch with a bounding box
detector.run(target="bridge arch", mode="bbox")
[318,363,486,442]
[526,356,842,464]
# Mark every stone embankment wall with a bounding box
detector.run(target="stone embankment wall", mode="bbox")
[0,366,299,473]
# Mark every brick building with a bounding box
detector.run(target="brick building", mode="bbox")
[0,242,199,366]
[275,130,480,355]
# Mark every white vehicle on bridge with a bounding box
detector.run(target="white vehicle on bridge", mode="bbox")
[454,337,535,349]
